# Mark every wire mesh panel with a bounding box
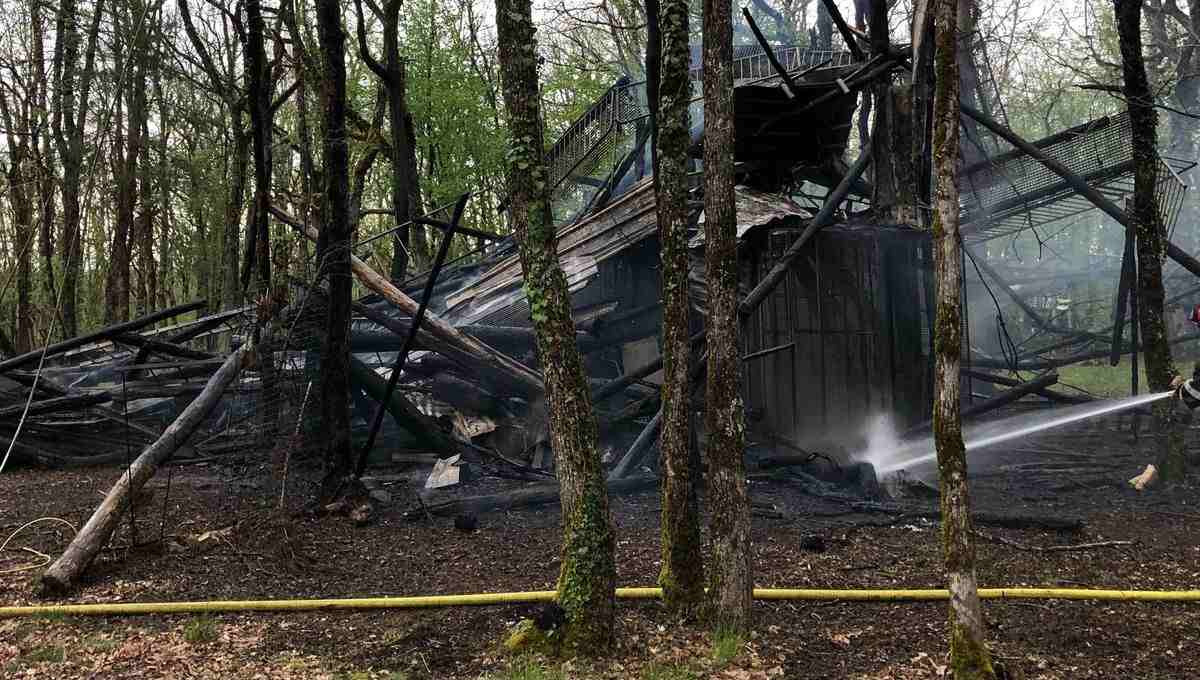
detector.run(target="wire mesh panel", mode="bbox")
[960,111,1191,243]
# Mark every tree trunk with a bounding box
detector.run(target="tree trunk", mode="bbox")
[496,0,615,650]
[54,0,104,338]
[931,0,996,675]
[222,125,250,309]
[654,0,704,614]
[1114,0,1187,478]
[316,0,354,493]
[703,0,752,633]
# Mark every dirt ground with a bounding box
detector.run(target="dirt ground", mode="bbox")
[3,416,1200,679]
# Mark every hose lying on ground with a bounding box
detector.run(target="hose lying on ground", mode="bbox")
[3,587,1199,618]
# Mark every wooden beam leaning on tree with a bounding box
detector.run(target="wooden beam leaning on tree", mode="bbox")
[42,342,252,592]
[270,204,544,399]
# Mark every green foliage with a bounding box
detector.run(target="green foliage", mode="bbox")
[490,655,565,680]
[183,615,220,644]
[641,662,698,680]
[710,625,744,666]
[24,645,65,664]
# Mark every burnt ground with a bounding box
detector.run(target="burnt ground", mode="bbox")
[3,415,1200,679]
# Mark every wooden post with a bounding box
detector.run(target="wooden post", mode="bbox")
[42,345,249,593]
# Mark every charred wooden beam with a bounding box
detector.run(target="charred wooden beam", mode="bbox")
[1111,231,1135,366]
[738,147,872,319]
[113,333,217,361]
[961,369,1091,405]
[975,333,1200,370]
[0,300,207,375]
[816,0,866,60]
[407,475,658,519]
[355,198,465,475]
[903,370,1059,438]
[348,357,456,454]
[0,394,112,420]
[741,8,800,97]
[273,203,545,397]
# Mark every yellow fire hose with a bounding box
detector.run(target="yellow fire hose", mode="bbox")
[2,587,1199,618]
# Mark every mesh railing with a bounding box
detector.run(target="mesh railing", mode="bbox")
[960,111,1190,243]
[544,43,857,225]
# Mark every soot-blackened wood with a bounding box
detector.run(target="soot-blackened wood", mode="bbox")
[704,0,752,633]
[657,0,704,615]
[738,149,872,319]
[41,346,248,592]
[961,369,1090,404]
[609,410,662,479]
[817,0,866,60]
[273,205,545,398]
[0,394,111,420]
[347,356,455,454]
[931,0,996,674]
[355,197,463,475]
[497,0,615,650]
[113,333,216,361]
[409,476,658,519]
[904,370,1059,438]
[0,300,206,375]
[1114,0,1186,480]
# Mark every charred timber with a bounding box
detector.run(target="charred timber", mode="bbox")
[407,475,658,519]
[0,300,206,375]
[903,370,1059,438]
[273,204,544,397]
[738,147,872,318]
[961,369,1090,405]
[0,394,112,420]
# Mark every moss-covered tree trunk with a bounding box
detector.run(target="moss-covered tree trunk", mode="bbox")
[315,0,354,494]
[931,0,996,676]
[495,0,616,651]
[655,0,705,614]
[1114,0,1187,479]
[703,0,752,633]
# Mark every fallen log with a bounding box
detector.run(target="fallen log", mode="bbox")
[41,345,249,593]
[961,369,1090,405]
[0,300,206,375]
[903,370,1059,438]
[407,475,658,519]
[272,204,544,398]
[112,333,216,361]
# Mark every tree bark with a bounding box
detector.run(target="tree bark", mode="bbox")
[654,0,704,615]
[1114,0,1187,479]
[703,0,752,634]
[496,0,615,650]
[931,0,996,675]
[54,0,105,338]
[315,0,354,493]
[41,345,249,592]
